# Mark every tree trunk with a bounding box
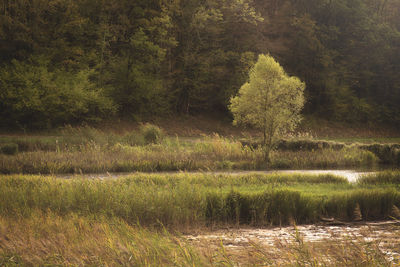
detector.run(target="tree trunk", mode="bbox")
[263,142,271,164]
[263,126,273,164]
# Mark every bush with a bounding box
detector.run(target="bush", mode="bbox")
[0,143,18,155]
[141,124,164,144]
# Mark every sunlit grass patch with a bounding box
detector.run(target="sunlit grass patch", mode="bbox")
[1,173,399,228]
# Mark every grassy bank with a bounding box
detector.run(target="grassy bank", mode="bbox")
[1,173,399,228]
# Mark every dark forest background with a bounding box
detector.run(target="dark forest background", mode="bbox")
[1,0,399,129]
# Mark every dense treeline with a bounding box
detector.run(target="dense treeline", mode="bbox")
[0,0,399,128]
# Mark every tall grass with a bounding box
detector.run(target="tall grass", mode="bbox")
[1,173,399,228]
[1,212,396,266]
[0,213,202,266]
[1,126,388,174]
[1,173,399,265]
[0,134,378,174]
[0,125,143,153]
[358,171,400,185]
[270,148,377,169]
[244,138,400,166]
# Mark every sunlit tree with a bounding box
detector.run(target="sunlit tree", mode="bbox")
[230,54,305,162]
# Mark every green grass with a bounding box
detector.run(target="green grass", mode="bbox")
[1,172,399,228]
[0,125,145,153]
[270,148,377,169]
[358,171,400,185]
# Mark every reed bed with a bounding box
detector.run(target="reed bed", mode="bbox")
[1,126,399,265]
[270,148,377,169]
[357,171,400,185]
[0,126,386,174]
[1,173,399,228]
[1,125,397,170]
[0,135,378,174]
[1,173,399,266]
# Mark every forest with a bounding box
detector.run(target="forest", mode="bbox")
[1,0,400,129]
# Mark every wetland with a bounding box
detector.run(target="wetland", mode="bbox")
[1,125,400,266]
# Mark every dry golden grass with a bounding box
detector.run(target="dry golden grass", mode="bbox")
[0,212,202,266]
[2,212,399,266]
[0,135,378,174]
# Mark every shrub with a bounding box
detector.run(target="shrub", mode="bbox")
[0,143,18,155]
[140,124,164,144]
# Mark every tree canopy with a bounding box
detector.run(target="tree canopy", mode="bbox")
[230,54,305,160]
[0,0,399,128]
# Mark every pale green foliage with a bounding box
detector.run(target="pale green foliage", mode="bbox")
[230,54,305,160]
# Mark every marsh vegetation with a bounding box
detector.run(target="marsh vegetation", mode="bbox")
[0,122,399,265]
[0,126,389,175]
[2,0,400,264]
[1,171,400,265]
